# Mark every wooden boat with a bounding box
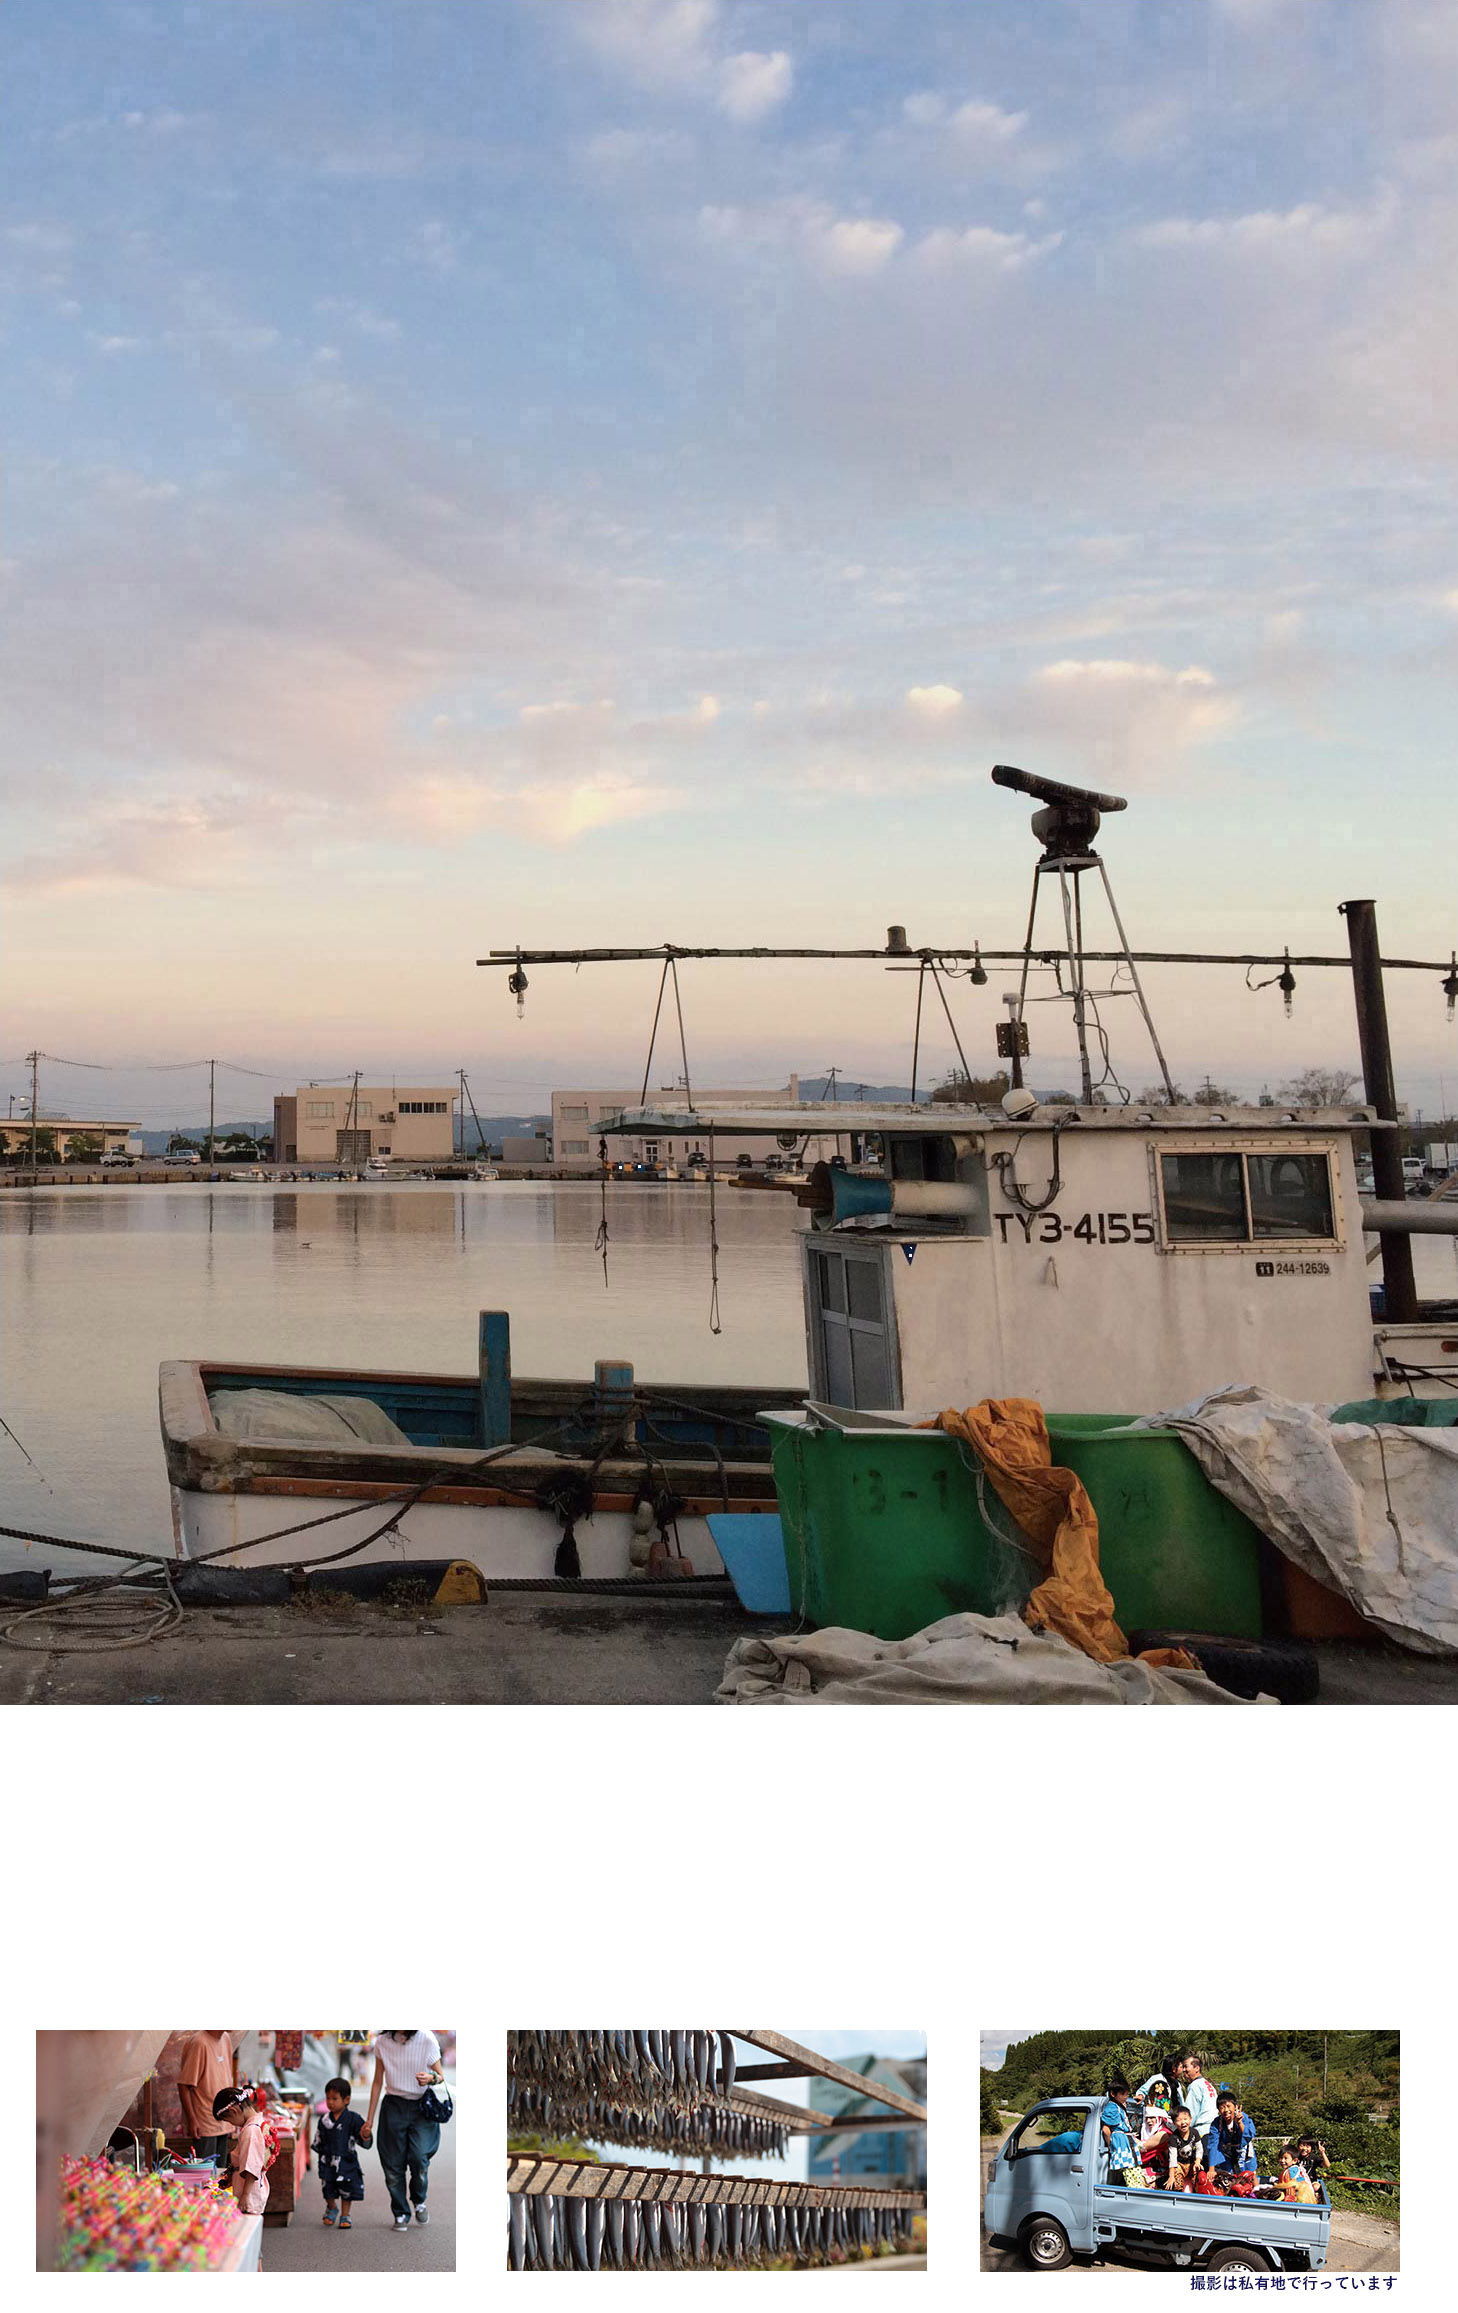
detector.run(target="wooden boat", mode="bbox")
[159,1331,794,1577]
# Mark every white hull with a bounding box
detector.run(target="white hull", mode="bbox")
[170,1485,726,1578]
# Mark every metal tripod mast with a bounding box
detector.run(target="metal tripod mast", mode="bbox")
[993,763,1176,1102]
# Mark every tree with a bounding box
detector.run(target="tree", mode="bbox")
[1192,1076,1239,1105]
[1278,1066,1361,1107]
[981,2076,1002,2135]
[1139,1082,1188,1105]
[66,1134,102,1161]
[221,1131,263,1160]
[168,1134,202,1154]
[932,1068,1010,1105]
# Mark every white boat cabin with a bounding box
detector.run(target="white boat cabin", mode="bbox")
[609,1097,1457,1414]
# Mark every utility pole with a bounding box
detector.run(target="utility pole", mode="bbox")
[461,1070,488,1161]
[28,1051,39,1173]
[207,1058,216,1168]
[1323,2038,1328,2098]
[458,1067,465,1155]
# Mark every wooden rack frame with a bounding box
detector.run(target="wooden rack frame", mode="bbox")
[507,2154,924,2212]
[727,2032,927,2122]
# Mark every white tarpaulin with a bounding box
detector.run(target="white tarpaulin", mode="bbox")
[716,1611,1263,1706]
[212,1389,410,1446]
[1138,1385,1458,1656]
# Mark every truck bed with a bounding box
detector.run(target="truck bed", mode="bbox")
[1092,2175,1328,2265]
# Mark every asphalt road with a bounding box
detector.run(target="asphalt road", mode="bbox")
[263,2089,455,2273]
[978,2138,1398,2273]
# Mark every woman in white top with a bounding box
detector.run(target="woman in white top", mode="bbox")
[364,2032,445,2230]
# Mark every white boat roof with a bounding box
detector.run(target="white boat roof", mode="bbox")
[604,1099,1377,1136]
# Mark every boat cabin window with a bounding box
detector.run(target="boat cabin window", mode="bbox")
[1160,1147,1336,1246]
[1246,1151,1334,1239]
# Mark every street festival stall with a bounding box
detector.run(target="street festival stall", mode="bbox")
[507,2029,927,2269]
[35,2030,326,2271]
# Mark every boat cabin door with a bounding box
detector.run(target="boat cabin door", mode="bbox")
[803,1238,899,1410]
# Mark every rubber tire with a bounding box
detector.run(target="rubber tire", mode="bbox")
[1129,1629,1320,1705]
[1021,2219,1072,2272]
[1204,2245,1271,2272]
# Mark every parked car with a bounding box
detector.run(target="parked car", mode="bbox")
[100,1151,135,1168]
[160,1150,202,1167]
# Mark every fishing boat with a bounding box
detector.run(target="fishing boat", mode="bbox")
[363,1156,391,1181]
[159,765,1458,1595]
[159,1329,795,1577]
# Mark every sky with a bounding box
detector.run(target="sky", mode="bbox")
[980,2030,1038,2073]
[6,0,1458,1127]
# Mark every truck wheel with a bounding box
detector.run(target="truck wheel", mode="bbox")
[1128,1629,1319,1705]
[1205,2245,1270,2272]
[1021,2219,1072,2272]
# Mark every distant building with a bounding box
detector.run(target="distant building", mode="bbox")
[0,1116,140,1160]
[551,1077,820,1169]
[502,1133,552,1167]
[805,2054,926,2191]
[272,1084,458,1166]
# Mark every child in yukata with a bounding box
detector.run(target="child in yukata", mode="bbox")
[1101,2077,1143,2184]
[1165,2107,1201,2192]
[1138,2080,1174,2182]
[316,2077,372,2230]
[212,2088,271,2217]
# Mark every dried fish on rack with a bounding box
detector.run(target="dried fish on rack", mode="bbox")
[506,2153,925,2272]
[507,2029,789,2160]
[506,2183,921,2271]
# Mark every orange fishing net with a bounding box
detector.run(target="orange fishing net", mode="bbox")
[929,1399,1198,1672]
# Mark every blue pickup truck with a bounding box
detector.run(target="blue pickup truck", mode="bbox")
[984,2094,1331,2274]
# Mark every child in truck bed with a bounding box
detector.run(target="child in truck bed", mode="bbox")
[1164,2106,1201,2192]
[1101,2077,1145,2185]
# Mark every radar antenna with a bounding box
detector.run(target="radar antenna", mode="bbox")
[991,764,1176,1102]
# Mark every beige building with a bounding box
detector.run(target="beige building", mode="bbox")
[551,1077,817,1170]
[0,1116,139,1160]
[273,1084,458,1166]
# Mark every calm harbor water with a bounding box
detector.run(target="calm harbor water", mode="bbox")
[0,1183,810,1576]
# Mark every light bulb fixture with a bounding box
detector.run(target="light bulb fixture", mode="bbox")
[1444,952,1458,1025]
[970,942,988,986]
[508,960,529,1018]
[1277,946,1296,1019]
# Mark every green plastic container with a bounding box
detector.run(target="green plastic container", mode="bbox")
[1045,1415,1264,1640]
[766,1413,1032,1642]
[1329,1397,1458,1428]
[767,1408,1267,1643]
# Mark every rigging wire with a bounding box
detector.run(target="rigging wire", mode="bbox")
[638,955,672,1108]
[594,1163,611,1289]
[707,1126,722,1334]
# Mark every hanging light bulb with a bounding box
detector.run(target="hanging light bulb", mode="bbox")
[1444,953,1458,1024]
[508,960,529,1019]
[1277,946,1296,1019]
[970,942,988,986]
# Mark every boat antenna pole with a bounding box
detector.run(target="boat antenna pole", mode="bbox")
[991,764,1177,1102]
